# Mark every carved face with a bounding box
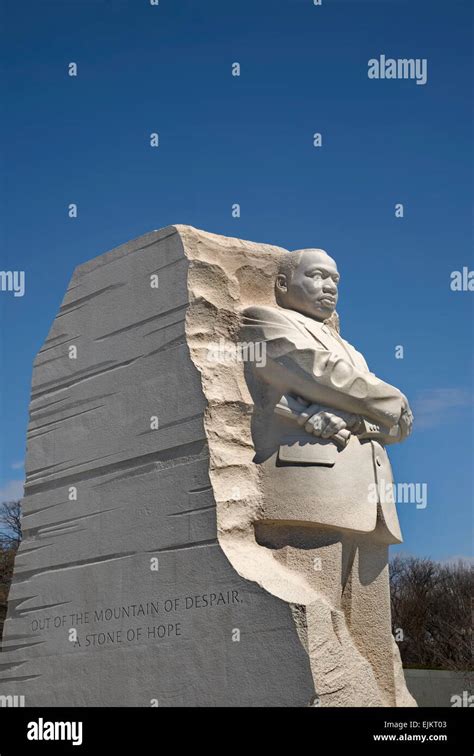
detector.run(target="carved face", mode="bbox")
[276,249,339,322]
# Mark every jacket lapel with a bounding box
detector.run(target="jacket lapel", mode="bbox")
[291,312,340,352]
[290,311,367,371]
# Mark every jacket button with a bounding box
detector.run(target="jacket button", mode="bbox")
[375,456,382,467]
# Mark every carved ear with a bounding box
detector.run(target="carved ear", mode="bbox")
[325,310,340,333]
[275,274,288,293]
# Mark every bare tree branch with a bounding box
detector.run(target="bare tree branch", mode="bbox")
[0,500,22,548]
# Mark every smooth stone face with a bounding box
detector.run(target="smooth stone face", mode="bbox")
[1,226,315,707]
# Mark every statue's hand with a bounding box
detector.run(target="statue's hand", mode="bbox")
[297,408,348,439]
[295,401,361,438]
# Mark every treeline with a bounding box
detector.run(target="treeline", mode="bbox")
[0,500,21,644]
[390,553,473,672]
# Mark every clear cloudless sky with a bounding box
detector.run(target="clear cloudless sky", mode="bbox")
[0,0,472,561]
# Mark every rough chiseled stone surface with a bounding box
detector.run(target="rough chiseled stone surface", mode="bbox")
[1,226,315,706]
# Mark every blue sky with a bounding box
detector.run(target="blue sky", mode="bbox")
[0,0,472,561]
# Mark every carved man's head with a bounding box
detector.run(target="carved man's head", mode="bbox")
[275,248,339,322]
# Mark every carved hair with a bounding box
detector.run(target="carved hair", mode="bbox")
[276,249,306,284]
[277,248,331,283]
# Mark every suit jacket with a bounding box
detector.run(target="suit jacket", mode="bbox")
[240,304,405,543]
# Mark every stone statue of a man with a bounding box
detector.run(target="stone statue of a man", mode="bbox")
[241,247,416,706]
